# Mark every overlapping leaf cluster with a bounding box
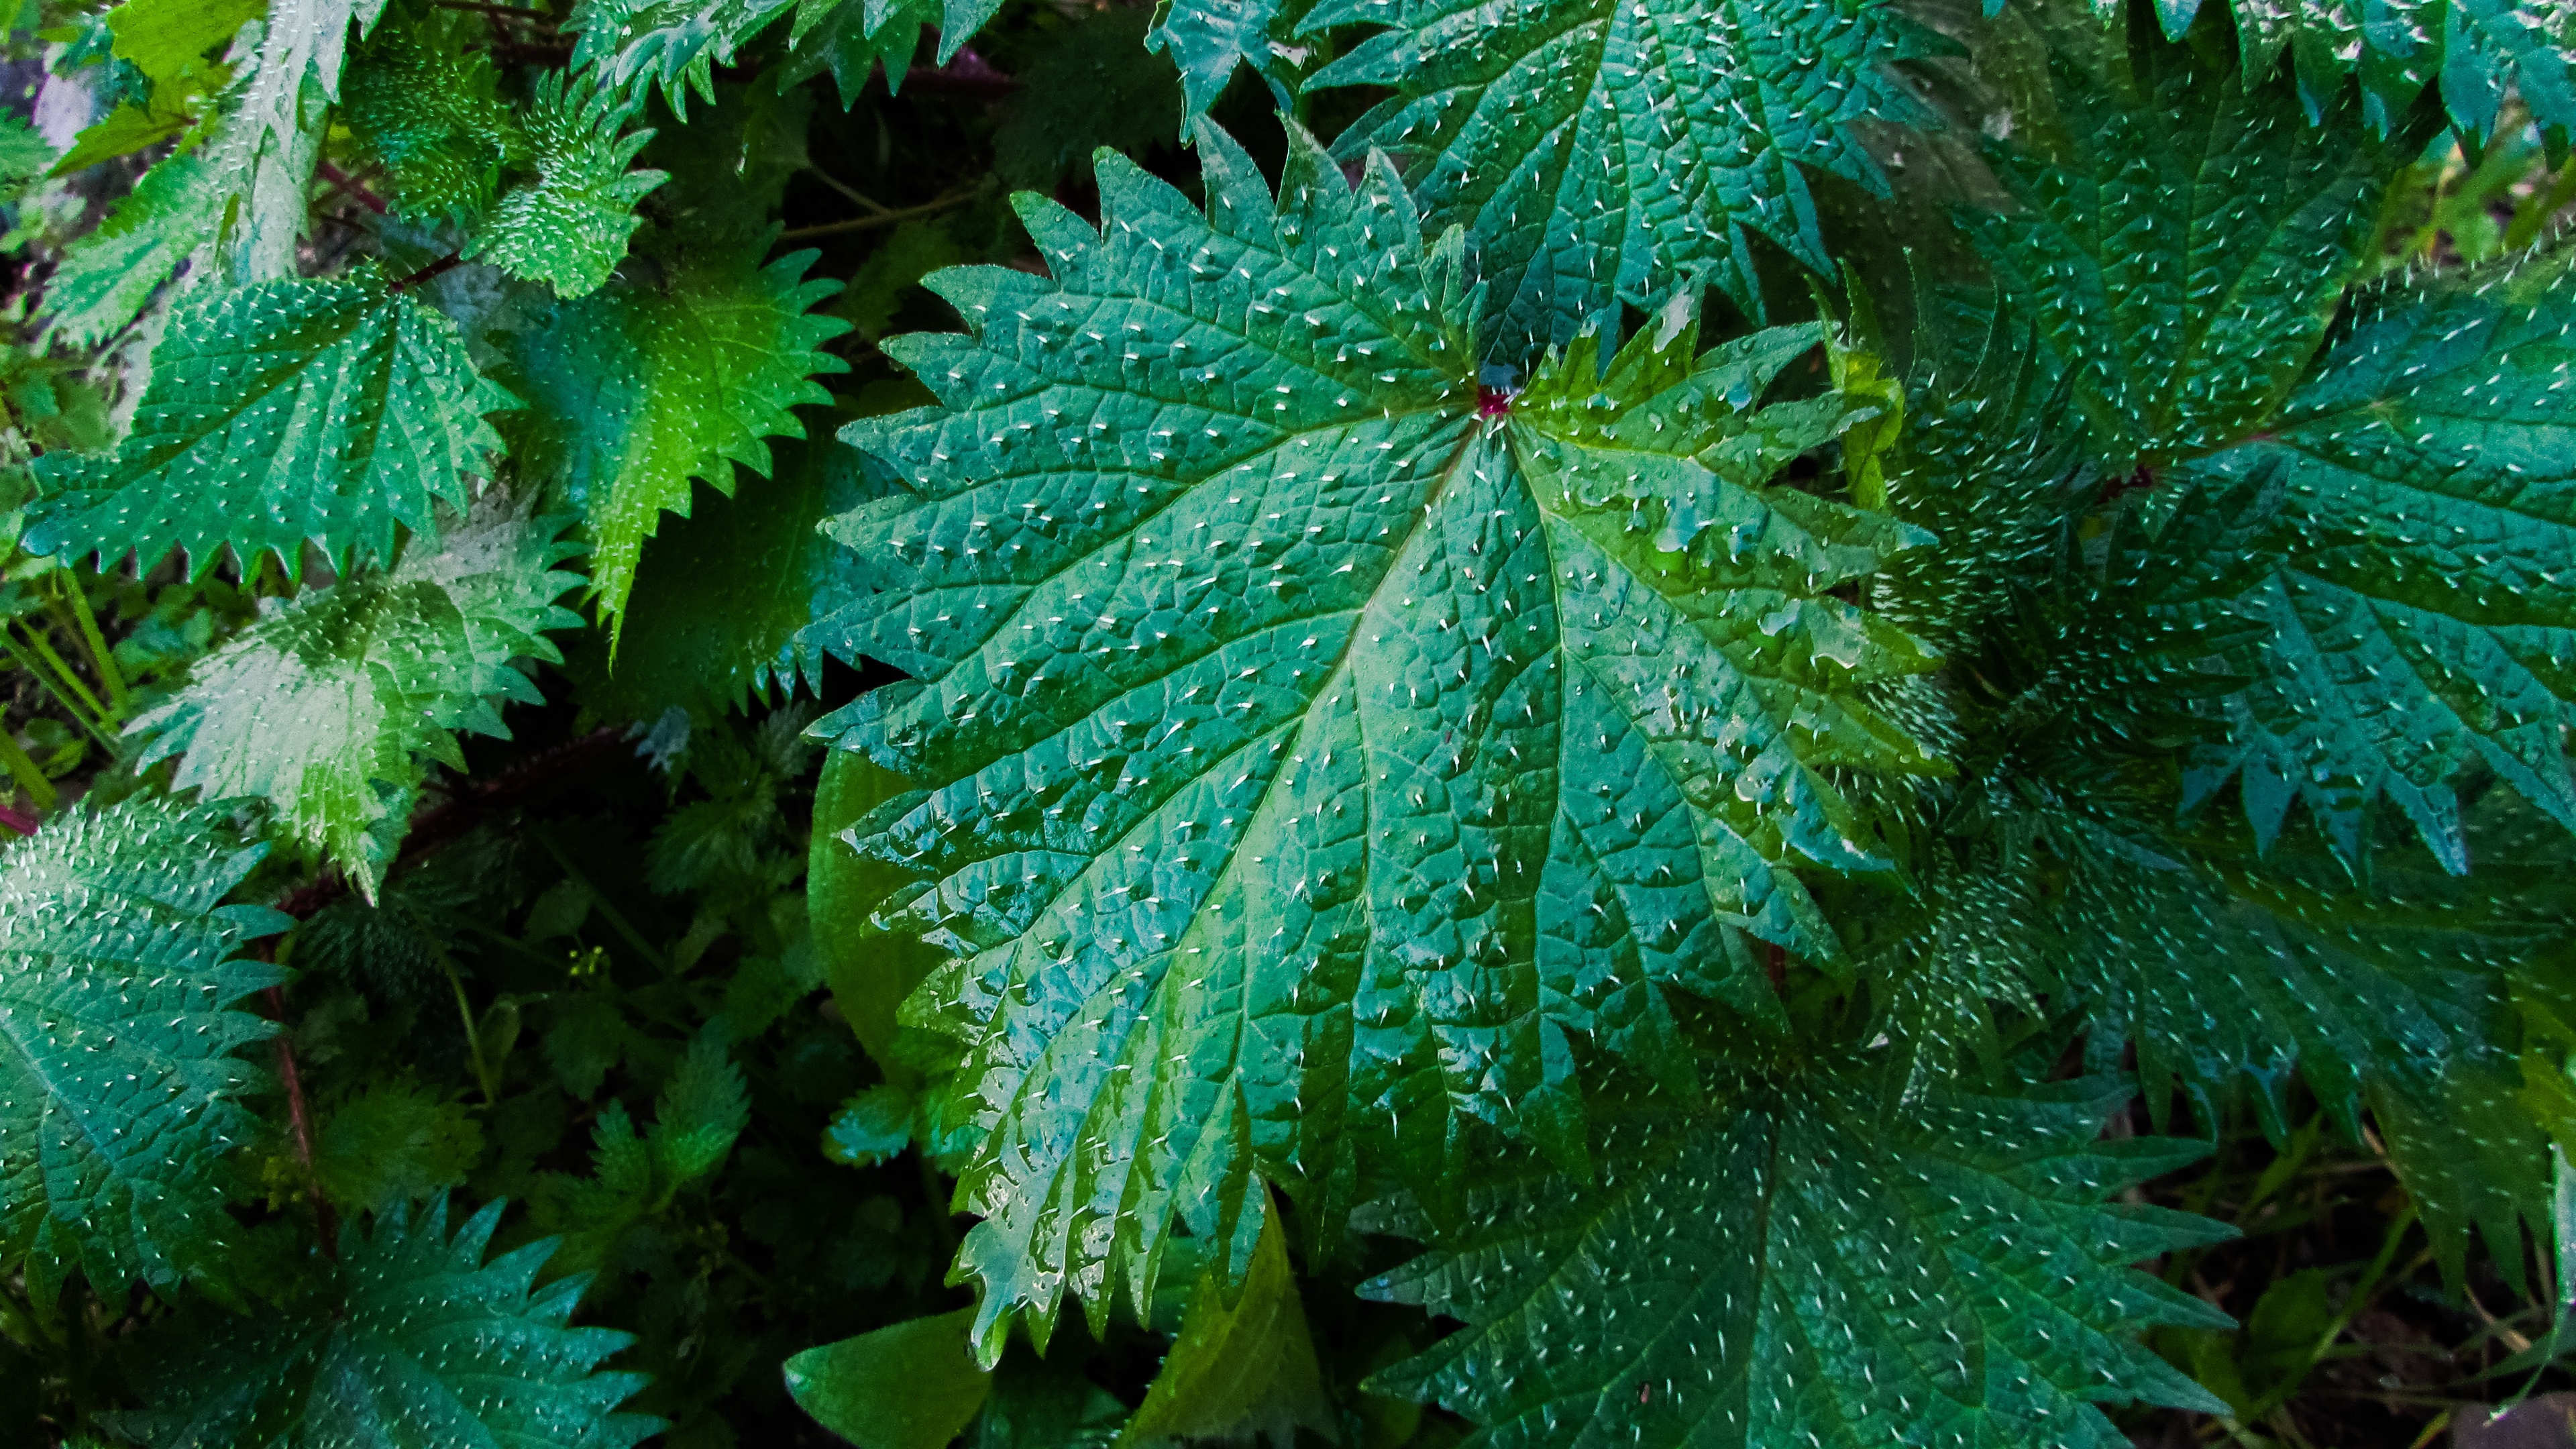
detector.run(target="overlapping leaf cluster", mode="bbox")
[4,0,2575,1438]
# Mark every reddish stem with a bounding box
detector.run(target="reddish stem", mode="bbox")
[315,160,388,216]
[0,804,36,837]
[260,980,339,1256]
[389,254,465,293]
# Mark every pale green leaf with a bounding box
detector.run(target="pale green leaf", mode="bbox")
[1118,1203,1332,1449]
[468,68,667,298]
[127,505,585,894]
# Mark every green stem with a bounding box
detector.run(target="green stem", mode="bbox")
[0,712,56,812]
[437,943,498,1106]
[531,827,669,972]
[21,625,109,724]
[0,631,117,753]
[54,575,129,716]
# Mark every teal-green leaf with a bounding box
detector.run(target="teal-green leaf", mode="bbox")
[0,798,283,1298]
[2176,0,2576,143]
[25,274,513,578]
[2129,245,2576,867]
[128,504,586,895]
[341,9,523,223]
[1304,0,1933,354]
[495,241,850,633]
[1366,1063,2235,1449]
[103,1196,663,1449]
[1967,28,2429,464]
[783,1307,994,1449]
[820,121,1938,1362]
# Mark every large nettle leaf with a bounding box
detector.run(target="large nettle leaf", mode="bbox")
[817,121,1942,1360]
[103,1197,663,1449]
[1303,0,1935,354]
[1366,1063,2233,1449]
[497,241,849,631]
[0,800,284,1297]
[129,504,586,895]
[25,273,513,578]
[2122,246,2576,869]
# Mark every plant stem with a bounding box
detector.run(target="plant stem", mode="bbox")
[433,0,557,23]
[16,623,109,725]
[0,629,117,753]
[53,577,129,716]
[0,712,56,812]
[315,159,390,215]
[437,943,499,1106]
[777,191,975,241]
[531,826,669,972]
[803,166,890,215]
[390,253,466,292]
[261,980,339,1256]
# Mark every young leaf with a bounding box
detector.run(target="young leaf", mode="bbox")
[313,1079,488,1215]
[1366,1065,2234,1448]
[468,67,667,298]
[2127,246,2576,867]
[1119,1203,1333,1448]
[820,121,1938,1361]
[103,1196,663,1449]
[783,1308,994,1449]
[1304,0,1933,353]
[1967,32,2428,463]
[0,799,284,1298]
[496,241,849,632]
[25,273,514,578]
[128,506,586,895]
[341,9,523,222]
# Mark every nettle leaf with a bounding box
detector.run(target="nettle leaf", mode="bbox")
[496,241,849,632]
[2125,247,2576,867]
[2048,792,2572,1281]
[105,1196,663,1449]
[1148,0,1324,125]
[576,434,880,720]
[819,122,1940,1361]
[1303,0,1933,354]
[1366,1064,2233,1449]
[25,273,514,578]
[567,0,994,113]
[341,9,522,223]
[2170,0,2576,142]
[129,505,586,895]
[1967,30,2428,464]
[37,147,223,349]
[468,68,667,298]
[0,799,284,1297]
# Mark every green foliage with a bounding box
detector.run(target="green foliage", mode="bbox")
[8,0,2576,1442]
[468,68,667,297]
[1307,0,1931,352]
[0,799,283,1297]
[824,119,1945,1360]
[103,1196,661,1449]
[25,274,512,578]
[1369,1065,2234,1447]
[783,1308,994,1449]
[496,241,849,631]
[129,504,584,892]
